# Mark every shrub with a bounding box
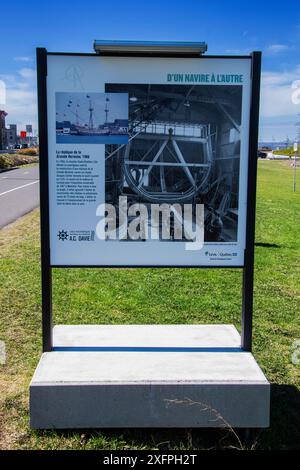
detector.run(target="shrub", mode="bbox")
[0,153,38,169]
[16,147,39,156]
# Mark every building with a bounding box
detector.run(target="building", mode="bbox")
[0,110,7,150]
[6,124,17,148]
[31,135,38,147]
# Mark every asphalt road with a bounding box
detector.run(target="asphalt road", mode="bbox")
[0,165,39,228]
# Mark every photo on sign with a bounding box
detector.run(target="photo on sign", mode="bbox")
[55,92,129,144]
[104,83,242,243]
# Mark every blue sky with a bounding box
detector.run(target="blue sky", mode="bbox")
[0,0,300,141]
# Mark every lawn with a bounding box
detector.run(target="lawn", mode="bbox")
[0,160,299,450]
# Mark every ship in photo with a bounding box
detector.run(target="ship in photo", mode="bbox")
[56,93,128,137]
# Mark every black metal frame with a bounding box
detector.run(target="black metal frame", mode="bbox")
[36,48,261,353]
[37,48,52,352]
[241,51,262,350]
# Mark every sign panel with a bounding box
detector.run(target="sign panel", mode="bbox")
[45,54,252,266]
[20,130,26,138]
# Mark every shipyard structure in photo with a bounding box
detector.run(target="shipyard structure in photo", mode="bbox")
[105,83,242,243]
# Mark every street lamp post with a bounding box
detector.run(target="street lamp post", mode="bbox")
[293,142,298,193]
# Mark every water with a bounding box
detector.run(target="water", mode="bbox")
[259,141,287,150]
[56,134,128,145]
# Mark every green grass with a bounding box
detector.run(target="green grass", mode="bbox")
[0,160,299,450]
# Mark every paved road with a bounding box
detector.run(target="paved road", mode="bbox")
[0,165,39,228]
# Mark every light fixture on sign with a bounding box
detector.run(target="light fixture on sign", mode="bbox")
[94,40,208,56]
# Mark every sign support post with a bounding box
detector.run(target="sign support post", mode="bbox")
[241,51,262,351]
[293,142,298,193]
[37,47,53,352]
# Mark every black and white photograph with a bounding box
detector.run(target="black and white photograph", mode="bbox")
[105,83,242,242]
[56,92,129,144]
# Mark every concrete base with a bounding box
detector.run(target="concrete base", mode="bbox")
[30,325,270,429]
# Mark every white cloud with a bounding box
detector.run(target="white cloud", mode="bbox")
[14,56,34,62]
[0,68,37,133]
[259,66,300,140]
[260,66,300,118]
[18,68,36,80]
[265,44,289,54]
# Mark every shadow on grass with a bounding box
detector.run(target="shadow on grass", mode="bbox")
[32,426,253,451]
[260,384,300,450]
